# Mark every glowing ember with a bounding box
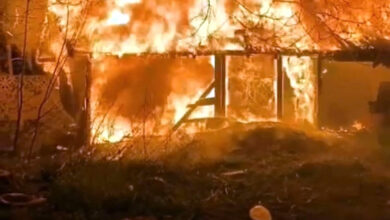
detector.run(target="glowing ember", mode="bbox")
[92,116,132,143]
[352,121,365,131]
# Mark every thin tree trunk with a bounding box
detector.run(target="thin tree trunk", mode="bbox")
[27,0,71,160]
[13,0,31,154]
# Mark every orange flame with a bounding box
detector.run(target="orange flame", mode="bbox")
[283,56,316,125]
[43,0,390,143]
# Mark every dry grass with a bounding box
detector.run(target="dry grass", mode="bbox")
[1,123,390,219]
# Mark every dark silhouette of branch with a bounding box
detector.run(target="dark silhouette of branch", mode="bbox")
[28,0,71,161]
[13,0,31,155]
[28,0,94,160]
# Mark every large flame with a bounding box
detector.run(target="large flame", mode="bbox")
[46,0,390,57]
[228,55,276,122]
[283,56,317,125]
[42,0,390,143]
[89,56,214,143]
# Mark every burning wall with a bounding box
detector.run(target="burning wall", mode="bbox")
[90,56,214,142]
[90,54,284,143]
[90,54,319,143]
[228,55,276,122]
[38,0,390,143]
[282,56,317,125]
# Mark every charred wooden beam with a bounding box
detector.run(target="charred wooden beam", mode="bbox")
[183,117,227,124]
[73,48,390,62]
[329,49,390,62]
[276,55,283,120]
[214,55,227,118]
[316,55,322,128]
[172,81,215,131]
[77,58,92,147]
[74,48,325,58]
[85,59,92,146]
[187,98,215,108]
[172,55,227,131]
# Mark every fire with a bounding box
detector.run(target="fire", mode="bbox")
[227,55,276,122]
[116,0,141,7]
[46,0,390,56]
[45,0,310,56]
[283,56,316,125]
[106,9,130,26]
[351,121,365,131]
[168,91,214,124]
[41,0,390,143]
[89,57,214,143]
[92,116,132,143]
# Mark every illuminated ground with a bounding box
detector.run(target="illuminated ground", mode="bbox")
[0,123,390,220]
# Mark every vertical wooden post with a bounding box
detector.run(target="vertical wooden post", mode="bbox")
[315,55,322,128]
[276,55,283,121]
[78,58,92,147]
[214,54,226,118]
[84,58,92,146]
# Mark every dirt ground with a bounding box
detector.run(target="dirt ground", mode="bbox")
[0,123,390,220]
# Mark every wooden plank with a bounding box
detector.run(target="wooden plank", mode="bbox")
[73,48,390,61]
[78,58,92,147]
[276,55,283,120]
[85,59,92,146]
[172,81,215,131]
[214,55,226,117]
[316,55,322,128]
[184,117,227,124]
[187,98,215,108]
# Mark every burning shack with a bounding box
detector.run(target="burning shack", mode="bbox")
[45,0,390,144]
[1,0,390,147]
[2,1,390,219]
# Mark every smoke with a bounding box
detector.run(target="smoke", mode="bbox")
[320,61,390,129]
